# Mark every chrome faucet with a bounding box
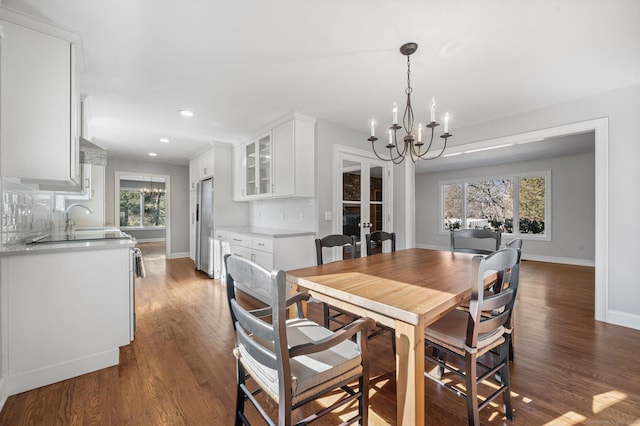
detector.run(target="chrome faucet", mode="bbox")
[64,203,93,235]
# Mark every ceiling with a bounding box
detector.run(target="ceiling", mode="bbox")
[3,0,639,169]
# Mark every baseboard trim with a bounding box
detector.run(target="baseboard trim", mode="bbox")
[4,349,120,397]
[168,251,189,259]
[0,377,7,413]
[135,238,166,243]
[607,310,640,331]
[415,244,595,267]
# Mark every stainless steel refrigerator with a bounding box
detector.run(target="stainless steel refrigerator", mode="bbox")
[195,177,214,277]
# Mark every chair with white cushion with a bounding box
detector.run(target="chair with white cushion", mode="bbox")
[424,247,519,425]
[224,254,375,426]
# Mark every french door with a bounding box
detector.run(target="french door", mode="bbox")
[338,151,392,258]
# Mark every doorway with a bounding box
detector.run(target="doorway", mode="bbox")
[336,148,392,259]
[114,171,172,259]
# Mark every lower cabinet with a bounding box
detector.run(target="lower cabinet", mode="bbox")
[215,229,316,303]
[0,245,133,396]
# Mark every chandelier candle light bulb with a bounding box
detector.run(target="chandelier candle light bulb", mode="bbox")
[430,98,436,122]
[367,42,453,164]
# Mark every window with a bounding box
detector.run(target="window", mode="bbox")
[119,179,166,228]
[441,172,549,238]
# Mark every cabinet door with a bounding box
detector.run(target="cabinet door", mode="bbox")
[257,134,272,195]
[272,120,295,197]
[189,157,198,191]
[245,141,257,196]
[1,20,78,184]
[244,134,272,199]
[201,149,214,178]
[232,146,246,201]
[252,250,274,270]
[189,191,197,261]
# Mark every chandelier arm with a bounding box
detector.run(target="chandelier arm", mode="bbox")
[371,140,402,162]
[413,126,435,159]
[417,135,451,160]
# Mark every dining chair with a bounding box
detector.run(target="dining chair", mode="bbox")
[365,231,396,256]
[315,235,357,330]
[224,254,375,426]
[424,247,519,425]
[501,238,523,361]
[450,228,502,255]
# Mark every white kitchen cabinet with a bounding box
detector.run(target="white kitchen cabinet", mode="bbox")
[233,113,316,201]
[66,165,106,227]
[232,145,246,201]
[216,227,316,303]
[244,133,272,198]
[0,14,80,186]
[189,148,214,190]
[189,190,197,261]
[1,244,133,395]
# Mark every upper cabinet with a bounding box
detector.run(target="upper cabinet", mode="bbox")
[233,113,315,201]
[189,148,214,190]
[0,10,81,186]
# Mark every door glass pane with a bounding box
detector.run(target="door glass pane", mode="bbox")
[369,203,383,233]
[258,135,271,194]
[342,204,360,259]
[370,166,383,202]
[246,143,256,196]
[342,159,361,202]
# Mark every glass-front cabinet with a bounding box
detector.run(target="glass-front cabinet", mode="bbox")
[232,113,316,202]
[244,133,272,198]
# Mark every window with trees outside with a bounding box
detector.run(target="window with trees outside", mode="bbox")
[441,171,549,238]
[120,184,166,228]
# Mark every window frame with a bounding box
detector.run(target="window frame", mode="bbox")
[439,170,551,241]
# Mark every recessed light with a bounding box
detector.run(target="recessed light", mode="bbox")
[178,109,194,117]
[159,138,170,143]
[148,152,158,157]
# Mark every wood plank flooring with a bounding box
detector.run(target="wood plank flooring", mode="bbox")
[1,245,639,425]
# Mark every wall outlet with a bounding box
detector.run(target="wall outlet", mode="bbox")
[324,211,332,221]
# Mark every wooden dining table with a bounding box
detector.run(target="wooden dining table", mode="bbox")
[286,248,479,426]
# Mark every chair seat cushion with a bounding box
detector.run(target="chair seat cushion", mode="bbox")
[424,309,504,356]
[236,318,363,403]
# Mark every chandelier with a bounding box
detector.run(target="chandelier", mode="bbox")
[368,42,452,164]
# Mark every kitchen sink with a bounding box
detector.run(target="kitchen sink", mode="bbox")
[28,228,131,244]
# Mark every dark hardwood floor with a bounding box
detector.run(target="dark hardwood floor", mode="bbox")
[1,246,639,425]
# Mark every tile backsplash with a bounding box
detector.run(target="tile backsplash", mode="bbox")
[250,198,315,232]
[1,178,62,246]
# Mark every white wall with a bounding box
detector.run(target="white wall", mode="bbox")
[105,157,189,257]
[416,149,596,264]
[445,83,640,329]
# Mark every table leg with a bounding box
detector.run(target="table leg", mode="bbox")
[394,319,425,426]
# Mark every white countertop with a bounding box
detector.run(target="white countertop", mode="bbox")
[0,235,136,256]
[215,226,315,238]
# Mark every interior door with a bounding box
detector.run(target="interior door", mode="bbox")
[339,153,390,258]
